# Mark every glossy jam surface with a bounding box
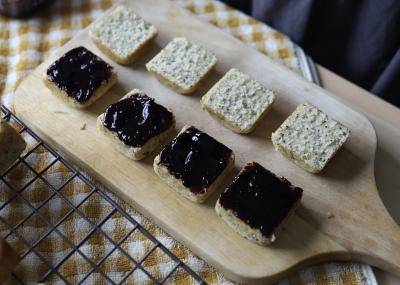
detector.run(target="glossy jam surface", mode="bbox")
[219,162,303,237]
[103,93,174,147]
[158,126,232,195]
[46,46,114,102]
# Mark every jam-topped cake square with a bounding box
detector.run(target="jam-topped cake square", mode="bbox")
[97,89,175,160]
[154,125,235,203]
[43,46,117,108]
[216,161,303,245]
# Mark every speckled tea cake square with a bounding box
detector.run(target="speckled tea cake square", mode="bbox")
[146,37,218,94]
[201,68,276,133]
[89,5,158,64]
[271,102,351,173]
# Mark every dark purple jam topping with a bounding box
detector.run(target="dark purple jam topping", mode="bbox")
[219,162,303,238]
[46,46,114,102]
[158,126,232,195]
[102,93,174,147]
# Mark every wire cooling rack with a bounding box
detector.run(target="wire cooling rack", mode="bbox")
[0,105,206,284]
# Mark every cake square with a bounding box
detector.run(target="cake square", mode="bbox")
[0,118,27,174]
[215,161,303,245]
[271,102,351,173]
[89,5,158,64]
[97,89,175,160]
[146,37,218,94]
[154,125,235,203]
[43,46,117,109]
[201,68,276,133]
[0,236,21,283]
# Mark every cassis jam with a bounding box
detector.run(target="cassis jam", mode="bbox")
[46,46,114,102]
[158,126,233,195]
[219,161,303,238]
[102,93,174,147]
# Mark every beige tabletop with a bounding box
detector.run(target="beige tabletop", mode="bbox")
[316,65,400,285]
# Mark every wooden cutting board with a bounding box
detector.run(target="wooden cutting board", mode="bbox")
[13,0,400,283]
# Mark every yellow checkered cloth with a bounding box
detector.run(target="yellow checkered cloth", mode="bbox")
[0,0,377,284]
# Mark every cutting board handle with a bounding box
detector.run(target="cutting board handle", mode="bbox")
[357,203,400,275]
[333,188,400,276]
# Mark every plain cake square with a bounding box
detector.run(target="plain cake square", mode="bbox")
[0,118,27,174]
[215,161,303,245]
[146,37,218,94]
[89,5,158,64]
[271,102,351,173]
[97,89,176,160]
[42,46,117,109]
[200,68,276,133]
[154,125,235,203]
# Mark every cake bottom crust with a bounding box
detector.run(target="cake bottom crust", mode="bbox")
[97,113,176,161]
[154,152,235,203]
[215,197,300,245]
[153,125,235,203]
[42,70,117,109]
[201,99,274,134]
[90,31,158,65]
[146,61,217,94]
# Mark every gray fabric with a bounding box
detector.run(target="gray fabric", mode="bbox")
[222,0,400,107]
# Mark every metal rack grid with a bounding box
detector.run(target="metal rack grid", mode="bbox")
[0,105,206,285]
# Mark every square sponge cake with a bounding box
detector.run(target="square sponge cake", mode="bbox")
[146,37,218,94]
[0,118,27,174]
[43,46,117,109]
[154,125,235,203]
[97,89,176,160]
[271,102,351,173]
[215,161,303,245]
[89,5,158,64]
[201,68,276,133]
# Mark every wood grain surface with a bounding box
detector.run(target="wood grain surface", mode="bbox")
[13,0,400,284]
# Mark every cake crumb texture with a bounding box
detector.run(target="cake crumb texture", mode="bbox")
[326,212,334,219]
